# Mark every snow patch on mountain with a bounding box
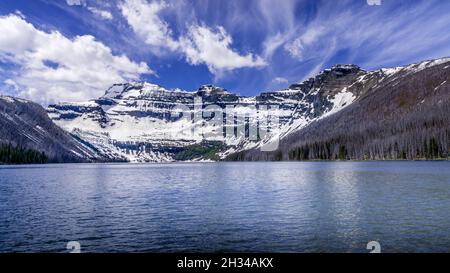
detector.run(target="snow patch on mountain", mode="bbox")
[47,58,449,162]
[323,88,356,118]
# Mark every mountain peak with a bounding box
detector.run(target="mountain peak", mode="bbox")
[327,64,363,75]
[331,64,361,70]
[103,82,170,99]
[196,84,229,96]
[288,64,363,91]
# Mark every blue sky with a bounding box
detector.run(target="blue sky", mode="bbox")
[0,0,449,104]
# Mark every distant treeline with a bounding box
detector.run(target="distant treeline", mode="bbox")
[228,97,450,161]
[175,141,225,161]
[0,143,48,164]
[286,137,448,161]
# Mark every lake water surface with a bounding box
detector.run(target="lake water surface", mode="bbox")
[0,162,449,253]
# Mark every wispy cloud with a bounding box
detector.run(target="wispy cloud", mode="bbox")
[277,0,450,70]
[65,0,113,20]
[258,0,298,60]
[284,25,326,61]
[87,6,113,20]
[66,0,83,6]
[272,77,289,84]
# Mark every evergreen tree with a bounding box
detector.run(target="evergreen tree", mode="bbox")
[0,144,48,164]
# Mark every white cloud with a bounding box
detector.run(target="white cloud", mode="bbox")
[180,25,267,74]
[66,0,83,6]
[14,10,26,18]
[119,0,178,51]
[87,6,113,20]
[0,14,152,105]
[65,0,113,21]
[119,0,266,75]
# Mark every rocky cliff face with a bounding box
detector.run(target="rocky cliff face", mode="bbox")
[46,57,450,162]
[0,96,111,163]
[47,81,304,161]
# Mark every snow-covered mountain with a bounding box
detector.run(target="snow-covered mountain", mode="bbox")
[47,81,301,162]
[47,57,450,162]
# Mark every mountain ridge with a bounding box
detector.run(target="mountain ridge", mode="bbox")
[227,58,450,161]
[1,57,449,163]
[48,57,450,162]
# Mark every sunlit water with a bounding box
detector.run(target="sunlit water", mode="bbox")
[0,162,449,253]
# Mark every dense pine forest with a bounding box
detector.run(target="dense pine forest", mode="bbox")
[0,143,48,164]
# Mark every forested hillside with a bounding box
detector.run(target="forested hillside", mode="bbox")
[227,60,450,161]
[0,144,48,164]
[0,96,103,163]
